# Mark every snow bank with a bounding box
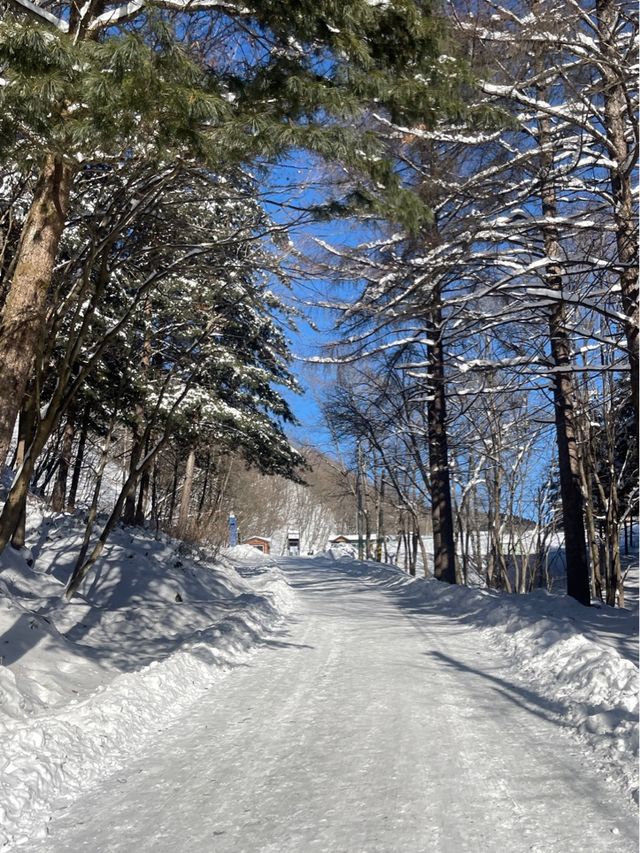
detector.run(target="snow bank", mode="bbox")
[0,513,295,848]
[318,552,639,803]
[222,543,276,564]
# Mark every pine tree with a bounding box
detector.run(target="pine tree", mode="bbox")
[0,0,451,473]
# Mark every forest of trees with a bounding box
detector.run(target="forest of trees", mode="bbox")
[0,0,636,606]
[315,0,638,606]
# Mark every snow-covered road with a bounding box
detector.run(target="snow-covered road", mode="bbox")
[31,558,638,852]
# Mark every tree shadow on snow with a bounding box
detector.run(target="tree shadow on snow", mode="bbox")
[422,648,638,751]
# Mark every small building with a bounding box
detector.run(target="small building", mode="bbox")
[244,536,271,555]
[287,530,301,556]
[329,534,362,546]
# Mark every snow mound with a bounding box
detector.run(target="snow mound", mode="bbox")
[222,543,275,564]
[0,514,296,848]
[321,545,357,561]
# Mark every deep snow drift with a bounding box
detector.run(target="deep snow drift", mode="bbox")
[0,506,295,847]
[0,506,637,849]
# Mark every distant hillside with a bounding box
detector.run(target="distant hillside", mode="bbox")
[215,446,412,555]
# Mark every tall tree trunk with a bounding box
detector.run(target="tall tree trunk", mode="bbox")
[355,440,365,560]
[67,403,90,511]
[122,423,145,526]
[363,477,372,560]
[9,394,37,550]
[132,308,153,527]
[394,515,403,567]
[151,461,160,537]
[197,449,211,521]
[0,154,74,469]
[375,473,385,562]
[50,412,75,513]
[177,446,196,534]
[416,519,429,577]
[579,422,604,602]
[537,108,591,606]
[596,0,639,431]
[166,455,180,529]
[489,466,510,592]
[134,433,151,526]
[426,298,457,584]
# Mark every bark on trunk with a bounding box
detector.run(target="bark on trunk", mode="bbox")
[355,441,365,560]
[197,450,211,521]
[122,423,145,526]
[177,446,196,534]
[538,108,591,606]
[9,395,37,550]
[426,299,457,584]
[596,0,639,430]
[547,278,591,607]
[50,413,75,513]
[167,456,180,529]
[135,465,150,526]
[0,154,74,469]
[67,404,90,511]
[375,474,385,563]
[134,432,151,526]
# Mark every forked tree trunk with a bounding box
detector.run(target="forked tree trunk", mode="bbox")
[426,299,457,584]
[0,154,74,470]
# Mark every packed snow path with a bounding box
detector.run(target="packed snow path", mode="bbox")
[32,558,638,853]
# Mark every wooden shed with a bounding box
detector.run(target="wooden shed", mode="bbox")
[329,534,360,545]
[244,536,271,555]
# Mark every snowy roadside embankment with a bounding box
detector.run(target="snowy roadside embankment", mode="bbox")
[0,512,295,849]
[316,552,639,803]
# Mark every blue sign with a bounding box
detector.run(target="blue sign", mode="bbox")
[229,513,238,547]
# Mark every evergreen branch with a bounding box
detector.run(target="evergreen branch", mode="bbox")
[5,0,69,32]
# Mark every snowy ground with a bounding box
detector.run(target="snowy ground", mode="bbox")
[0,511,638,851]
[0,510,294,848]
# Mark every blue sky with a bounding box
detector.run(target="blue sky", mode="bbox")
[260,154,372,453]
